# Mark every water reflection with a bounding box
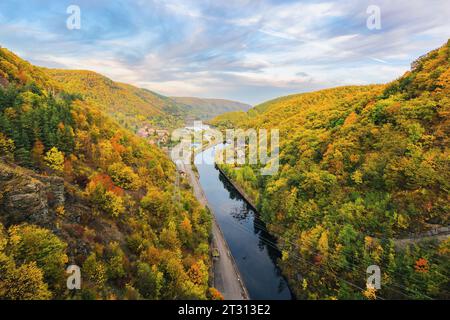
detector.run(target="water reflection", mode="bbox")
[196,144,293,300]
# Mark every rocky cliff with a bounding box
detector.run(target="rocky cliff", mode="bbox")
[0,162,64,228]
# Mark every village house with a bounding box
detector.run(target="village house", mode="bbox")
[137,126,157,138]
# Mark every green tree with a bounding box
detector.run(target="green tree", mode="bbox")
[105,242,126,280]
[135,262,163,299]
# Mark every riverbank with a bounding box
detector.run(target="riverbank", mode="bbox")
[171,142,249,300]
[216,165,258,212]
[195,145,293,299]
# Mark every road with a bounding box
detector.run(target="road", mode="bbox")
[171,143,248,300]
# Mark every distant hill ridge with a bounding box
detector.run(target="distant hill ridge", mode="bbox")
[43,69,252,130]
[44,68,185,130]
[171,96,252,120]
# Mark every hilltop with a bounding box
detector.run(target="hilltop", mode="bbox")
[44,69,185,130]
[41,69,252,130]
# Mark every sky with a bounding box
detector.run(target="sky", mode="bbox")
[0,0,449,105]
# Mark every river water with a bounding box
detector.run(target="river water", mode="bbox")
[195,144,293,300]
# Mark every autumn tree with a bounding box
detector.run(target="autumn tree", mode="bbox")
[108,162,140,190]
[7,224,68,291]
[105,242,126,280]
[208,287,224,300]
[83,252,107,289]
[0,260,52,300]
[187,260,208,287]
[44,147,65,172]
[0,132,14,161]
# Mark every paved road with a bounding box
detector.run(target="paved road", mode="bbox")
[171,143,248,300]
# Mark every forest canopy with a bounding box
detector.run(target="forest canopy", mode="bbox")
[211,40,450,300]
[0,47,214,300]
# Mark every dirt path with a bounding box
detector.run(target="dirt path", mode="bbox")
[171,144,248,300]
[389,226,450,248]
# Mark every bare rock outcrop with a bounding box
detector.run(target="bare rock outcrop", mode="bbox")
[0,163,64,228]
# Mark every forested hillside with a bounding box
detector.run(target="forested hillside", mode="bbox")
[212,41,450,299]
[171,97,251,120]
[45,69,186,130]
[0,47,217,300]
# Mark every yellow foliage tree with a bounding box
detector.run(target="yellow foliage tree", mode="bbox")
[44,147,64,172]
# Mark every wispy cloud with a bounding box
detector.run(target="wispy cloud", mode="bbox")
[0,0,449,104]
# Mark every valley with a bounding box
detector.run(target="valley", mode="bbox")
[0,39,449,301]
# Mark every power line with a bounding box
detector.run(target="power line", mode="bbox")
[220,211,437,300]
[218,217,387,299]
[244,205,447,295]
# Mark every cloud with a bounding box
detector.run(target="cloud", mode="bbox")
[296,72,310,77]
[0,0,448,104]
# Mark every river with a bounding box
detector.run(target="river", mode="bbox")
[195,143,293,300]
